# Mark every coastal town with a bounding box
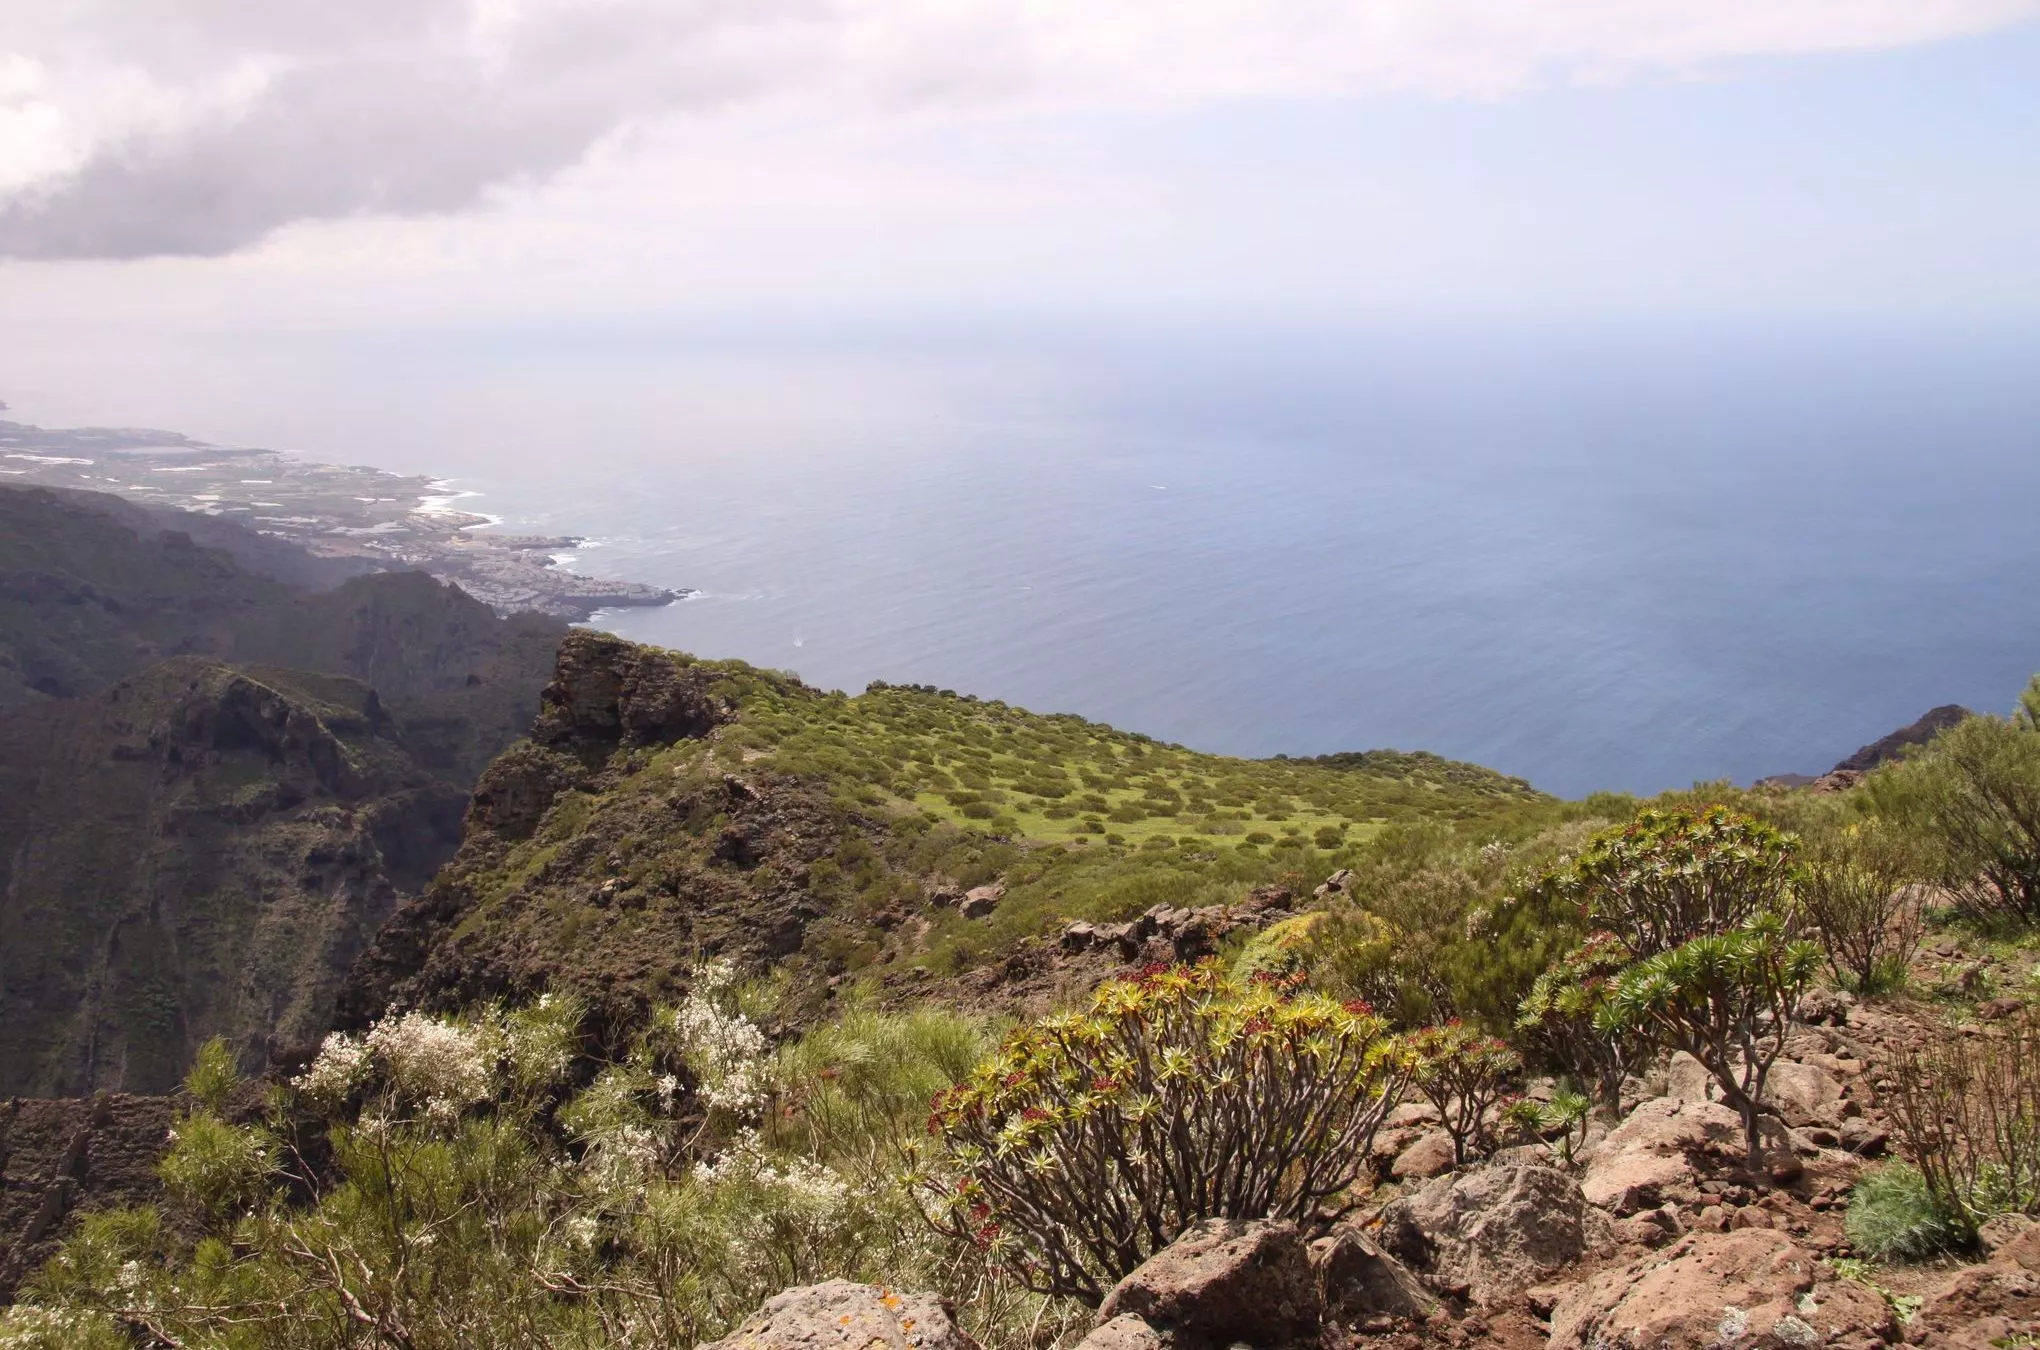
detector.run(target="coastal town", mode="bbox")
[0,416,680,621]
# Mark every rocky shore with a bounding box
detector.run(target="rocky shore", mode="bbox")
[0,418,682,621]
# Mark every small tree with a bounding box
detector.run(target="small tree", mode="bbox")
[1560,805,1797,958]
[1872,679,2040,925]
[916,961,1411,1305]
[1796,819,1925,994]
[1407,1022,1522,1165]
[1599,913,1823,1164]
[1516,931,1635,1108]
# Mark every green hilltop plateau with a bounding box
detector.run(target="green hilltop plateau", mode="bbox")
[341,631,1551,1039]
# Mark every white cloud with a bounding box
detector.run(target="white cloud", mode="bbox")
[1,0,2035,258]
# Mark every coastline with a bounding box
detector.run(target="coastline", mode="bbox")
[0,418,685,622]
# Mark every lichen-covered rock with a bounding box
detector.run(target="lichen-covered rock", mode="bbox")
[1763,1060,1845,1129]
[698,1280,975,1350]
[1375,1163,1612,1304]
[1547,1229,1894,1350]
[1073,1315,1164,1350]
[1098,1218,1316,1347]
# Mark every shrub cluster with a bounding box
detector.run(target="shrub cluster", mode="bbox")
[1,974,1051,1350]
[1879,1009,2040,1245]
[915,961,1411,1305]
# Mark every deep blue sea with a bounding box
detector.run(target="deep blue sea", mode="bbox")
[13,323,2040,797]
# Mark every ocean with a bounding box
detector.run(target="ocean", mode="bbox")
[9,322,2039,798]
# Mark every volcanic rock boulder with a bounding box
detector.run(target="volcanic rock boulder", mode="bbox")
[1073,1315,1165,1350]
[532,629,728,754]
[698,1280,975,1350]
[1097,1218,1317,1348]
[1311,1226,1436,1323]
[1581,1097,1745,1216]
[1547,1229,1895,1350]
[1376,1163,1612,1304]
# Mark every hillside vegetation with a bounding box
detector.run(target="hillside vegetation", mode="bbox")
[343,632,1557,1036]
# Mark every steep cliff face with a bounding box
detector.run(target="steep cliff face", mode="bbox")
[339,631,822,1036]
[0,661,472,1095]
[0,485,571,1094]
[0,486,298,706]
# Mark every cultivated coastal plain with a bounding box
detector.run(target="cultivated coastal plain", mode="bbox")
[0,417,679,621]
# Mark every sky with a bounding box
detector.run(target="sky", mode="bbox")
[1,2,2039,340]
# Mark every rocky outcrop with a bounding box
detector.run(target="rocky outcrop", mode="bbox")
[0,661,474,1094]
[1834,705,1971,773]
[1377,1163,1613,1304]
[0,1094,177,1296]
[1311,1227,1436,1324]
[1581,1096,1746,1215]
[533,630,729,755]
[1760,704,1970,790]
[1097,1219,1318,1347]
[339,640,867,1036]
[1072,1315,1165,1350]
[1548,1228,1894,1350]
[1905,1225,2040,1349]
[0,487,570,1093]
[1060,886,1296,963]
[696,1280,974,1350]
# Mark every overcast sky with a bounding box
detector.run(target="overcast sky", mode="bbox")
[3,2,2039,338]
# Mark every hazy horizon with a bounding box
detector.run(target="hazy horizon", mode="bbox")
[5,4,2040,796]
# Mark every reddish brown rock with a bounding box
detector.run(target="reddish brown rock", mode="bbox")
[1072,1315,1164,1350]
[1582,1097,1743,1216]
[1392,1128,1460,1181]
[1377,1164,1612,1305]
[1098,1218,1316,1348]
[1547,1229,1894,1350]
[1311,1227,1436,1323]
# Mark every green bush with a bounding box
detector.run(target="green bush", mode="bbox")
[1882,1009,2040,1236]
[1515,932,1634,1107]
[1557,804,1797,958]
[1846,1163,1969,1262]
[1871,679,2040,926]
[1519,805,1814,1162]
[1796,817,1925,994]
[5,987,1073,1350]
[916,962,1411,1305]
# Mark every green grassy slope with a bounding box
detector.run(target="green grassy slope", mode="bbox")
[346,635,1555,1033]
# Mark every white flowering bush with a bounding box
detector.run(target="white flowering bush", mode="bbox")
[0,1303,126,1350]
[673,958,770,1117]
[293,996,583,1126]
[13,990,1074,1350]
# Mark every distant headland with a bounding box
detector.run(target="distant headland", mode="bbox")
[0,417,683,621]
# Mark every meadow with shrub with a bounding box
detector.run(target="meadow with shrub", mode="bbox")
[14,668,2040,1344]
